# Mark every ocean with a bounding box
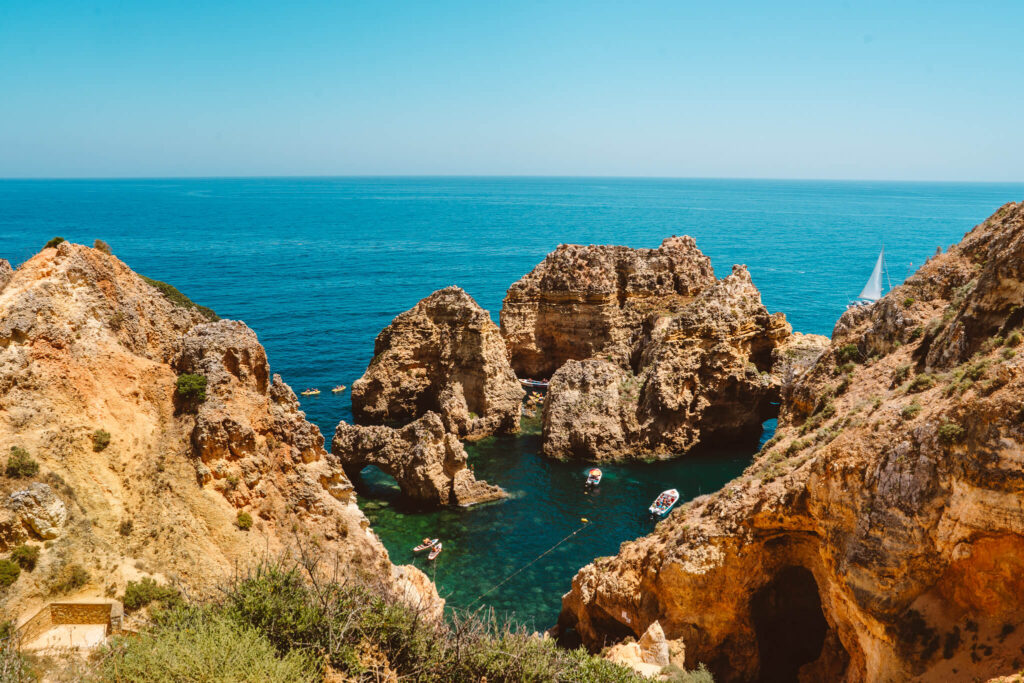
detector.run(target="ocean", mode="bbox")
[2,177,1021,628]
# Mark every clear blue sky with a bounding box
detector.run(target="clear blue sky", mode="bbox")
[1,1,1021,180]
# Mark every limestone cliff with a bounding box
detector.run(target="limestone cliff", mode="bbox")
[0,242,440,625]
[501,236,716,378]
[559,202,1024,681]
[333,412,505,507]
[351,286,524,439]
[541,266,823,460]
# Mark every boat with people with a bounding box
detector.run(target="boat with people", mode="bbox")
[331,384,347,393]
[519,378,549,389]
[413,538,439,552]
[427,542,443,560]
[300,388,320,396]
[585,468,602,487]
[848,247,891,308]
[649,488,679,517]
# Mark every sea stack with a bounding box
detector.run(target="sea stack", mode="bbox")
[351,286,524,440]
[559,202,1024,682]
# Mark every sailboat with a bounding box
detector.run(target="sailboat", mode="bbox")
[849,247,891,308]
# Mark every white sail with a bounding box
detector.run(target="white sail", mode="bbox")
[858,248,885,302]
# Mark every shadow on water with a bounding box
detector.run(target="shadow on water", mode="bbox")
[357,416,775,629]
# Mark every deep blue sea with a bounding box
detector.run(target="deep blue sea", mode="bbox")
[2,177,1021,628]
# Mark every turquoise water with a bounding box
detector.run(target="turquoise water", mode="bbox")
[2,177,1021,627]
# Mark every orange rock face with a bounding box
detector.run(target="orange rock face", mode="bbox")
[559,203,1024,681]
[0,242,440,623]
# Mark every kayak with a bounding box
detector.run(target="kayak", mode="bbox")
[428,543,443,561]
[413,538,439,552]
[585,468,602,486]
[649,488,679,517]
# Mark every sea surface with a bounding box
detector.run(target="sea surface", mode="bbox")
[2,177,1021,628]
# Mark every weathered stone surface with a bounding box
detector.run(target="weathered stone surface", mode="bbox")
[559,202,1024,682]
[8,484,67,539]
[0,259,12,293]
[542,266,799,460]
[0,242,440,621]
[501,236,716,378]
[352,286,524,439]
[333,412,505,507]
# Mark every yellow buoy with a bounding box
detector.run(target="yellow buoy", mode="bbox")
[581,518,589,523]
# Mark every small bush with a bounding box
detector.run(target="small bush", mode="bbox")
[6,447,39,478]
[901,401,922,420]
[909,326,924,341]
[123,577,182,611]
[837,344,861,364]
[94,239,112,254]
[938,422,966,445]
[141,275,219,322]
[50,563,89,594]
[662,663,715,683]
[903,297,915,307]
[175,374,207,403]
[92,429,112,452]
[893,364,912,383]
[838,362,856,375]
[907,374,935,393]
[1006,330,1023,347]
[236,511,253,531]
[43,236,65,249]
[1003,348,1016,360]
[0,560,20,588]
[10,545,39,571]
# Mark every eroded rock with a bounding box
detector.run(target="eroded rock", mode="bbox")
[9,483,67,539]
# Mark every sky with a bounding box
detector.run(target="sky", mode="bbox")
[0,0,1022,180]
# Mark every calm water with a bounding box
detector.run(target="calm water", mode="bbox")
[2,177,1021,627]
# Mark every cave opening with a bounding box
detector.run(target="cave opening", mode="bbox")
[751,566,830,682]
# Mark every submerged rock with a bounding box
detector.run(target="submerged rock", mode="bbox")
[332,412,506,507]
[352,286,524,439]
[559,202,1024,682]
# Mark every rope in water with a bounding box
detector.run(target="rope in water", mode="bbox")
[460,520,591,610]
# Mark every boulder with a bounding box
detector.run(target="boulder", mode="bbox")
[9,483,67,539]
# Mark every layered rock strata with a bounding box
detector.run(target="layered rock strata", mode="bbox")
[352,287,524,439]
[0,242,440,623]
[559,202,1024,681]
[333,412,505,507]
[501,236,716,378]
[541,266,825,460]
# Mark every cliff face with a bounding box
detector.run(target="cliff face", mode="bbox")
[559,202,1024,681]
[0,243,439,624]
[333,412,505,507]
[500,236,716,379]
[351,287,524,440]
[541,267,822,460]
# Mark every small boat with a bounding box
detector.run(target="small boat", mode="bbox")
[649,488,679,517]
[300,388,320,396]
[848,247,891,309]
[427,542,443,561]
[519,379,549,389]
[413,538,439,552]
[585,468,602,487]
[331,385,347,393]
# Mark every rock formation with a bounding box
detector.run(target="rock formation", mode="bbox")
[351,286,524,439]
[0,242,440,624]
[541,266,825,460]
[501,236,716,378]
[559,202,1024,681]
[0,259,12,292]
[333,412,505,507]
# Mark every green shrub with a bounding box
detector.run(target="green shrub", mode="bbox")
[6,447,39,478]
[901,401,922,420]
[903,297,915,307]
[1003,348,1016,360]
[1006,330,1023,347]
[10,545,39,571]
[837,344,861,364]
[909,326,924,341]
[94,239,112,255]
[0,560,20,588]
[92,429,112,452]
[123,577,182,611]
[938,422,966,445]
[236,511,253,531]
[44,236,65,249]
[893,364,912,383]
[907,373,935,393]
[94,607,317,683]
[662,663,715,683]
[49,563,89,594]
[175,374,207,403]
[140,275,219,322]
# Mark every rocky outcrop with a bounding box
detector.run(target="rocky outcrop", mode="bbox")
[604,621,683,678]
[0,242,440,623]
[501,236,716,378]
[333,412,505,507]
[8,484,67,540]
[559,202,1024,681]
[0,259,11,292]
[541,266,819,460]
[352,287,524,439]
